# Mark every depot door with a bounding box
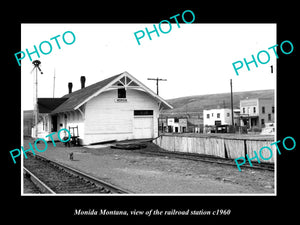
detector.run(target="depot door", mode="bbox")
[133,117,153,139]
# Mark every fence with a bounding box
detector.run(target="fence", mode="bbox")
[153,134,275,163]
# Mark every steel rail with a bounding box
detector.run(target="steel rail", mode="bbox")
[134,147,274,172]
[26,153,130,194]
[23,167,56,194]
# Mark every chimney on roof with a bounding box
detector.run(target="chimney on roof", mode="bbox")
[80,76,86,89]
[68,82,73,94]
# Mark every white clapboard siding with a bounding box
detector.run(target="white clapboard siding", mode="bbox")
[84,89,159,144]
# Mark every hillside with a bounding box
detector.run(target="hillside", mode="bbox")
[163,89,274,115]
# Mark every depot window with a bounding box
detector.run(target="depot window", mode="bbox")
[117,84,126,98]
[134,110,153,116]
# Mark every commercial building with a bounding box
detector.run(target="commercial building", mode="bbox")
[203,108,233,126]
[239,98,274,128]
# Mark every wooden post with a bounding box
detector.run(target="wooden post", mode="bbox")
[230,79,234,128]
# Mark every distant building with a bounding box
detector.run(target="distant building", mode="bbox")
[166,117,188,133]
[203,108,241,133]
[159,112,202,133]
[203,108,233,126]
[239,98,274,128]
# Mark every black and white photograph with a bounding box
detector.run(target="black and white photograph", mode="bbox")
[21,23,276,195]
[4,4,298,223]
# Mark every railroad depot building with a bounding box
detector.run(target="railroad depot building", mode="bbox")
[32,71,173,145]
[239,98,274,128]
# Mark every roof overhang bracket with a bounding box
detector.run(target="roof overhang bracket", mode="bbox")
[77,107,85,120]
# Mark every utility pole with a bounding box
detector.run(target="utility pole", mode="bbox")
[147,77,167,95]
[230,79,234,127]
[53,68,56,98]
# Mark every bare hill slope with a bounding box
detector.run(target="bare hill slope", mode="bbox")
[164,89,274,114]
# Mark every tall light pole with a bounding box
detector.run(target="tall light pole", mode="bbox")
[147,77,167,95]
[32,60,43,138]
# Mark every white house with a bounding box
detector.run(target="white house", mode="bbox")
[32,71,173,145]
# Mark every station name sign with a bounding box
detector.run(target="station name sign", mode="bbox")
[115,98,128,103]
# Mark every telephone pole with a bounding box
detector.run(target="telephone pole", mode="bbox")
[230,79,234,127]
[147,77,167,95]
[53,68,56,98]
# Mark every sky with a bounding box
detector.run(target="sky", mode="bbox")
[21,23,276,110]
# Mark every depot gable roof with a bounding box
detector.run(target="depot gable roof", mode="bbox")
[51,71,173,114]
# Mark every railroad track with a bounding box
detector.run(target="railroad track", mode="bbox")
[132,143,275,172]
[23,153,129,194]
